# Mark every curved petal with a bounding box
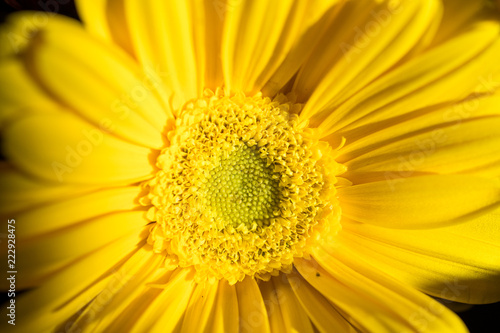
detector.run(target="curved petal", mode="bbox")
[201,0,225,90]
[287,270,353,333]
[124,0,205,107]
[16,186,144,239]
[259,279,287,332]
[0,165,97,215]
[342,116,500,181]
[0,58,59,128]
[336,94,500,164]
[235,277,271,333]
[131,268,196,332]
[295,247,468,333]
[67,246,165,332]
[77,0,230,98]
[431,0,494,46]
[17,13,170,149]
[261,0,345,96]
[3,112,157,185]
[271,275,314,333]
[1,233,146,332]
[338,175,500,229]
[222,0,341,94]
[75,0,112,40]
[88,265,176,332]
[16,210,149,288]
[317,19,500,137]
[181,281,219,332]
[298,0,442,126]
[339,212,500,304]
[210,280,239,332]
[75,0,136,56]
[0,10,50,56]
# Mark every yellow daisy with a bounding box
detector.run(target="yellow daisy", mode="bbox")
[1,0,500,332]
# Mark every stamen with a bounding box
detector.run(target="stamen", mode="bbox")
[140,89,344,284]
[204,144,280,228]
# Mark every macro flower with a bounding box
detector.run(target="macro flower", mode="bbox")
[1,0,500,332]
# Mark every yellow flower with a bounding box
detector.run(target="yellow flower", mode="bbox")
[1,0,500,332]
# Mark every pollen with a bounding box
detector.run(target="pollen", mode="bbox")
[205,144,280,227]
[141,89,344,284]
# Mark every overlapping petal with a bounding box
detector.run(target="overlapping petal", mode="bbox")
[3,112,158,184]
[338,175,500,228]
[222,0,340,94]
[316,19,500,137]
[298,0,442,126]
[209,280,239,332]
[271,275,314,333]
[67,246,164,332]
[131,268,196,332]
[339,212,500,304]
[181,280,219,332]
[16,210,149,288]
[295,246,468,333]
[235,277,271,333]
[342,116,500,184]
[0,164,97,215]
[288,272,353,332]
[0,234,147,332]
[0,58,59,128]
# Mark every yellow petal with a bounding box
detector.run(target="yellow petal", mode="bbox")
[132,268,196,332]
[0,57,59,129]
[124,0,204,107]
[0,11,51,56]
[431,0,491,46]
[298,0,441,125]
[235,277,271,333]
[98,266,176,332]
[262,0,344,96]
[295,247,468,333]
[75,0,135,56]
[0,165,97,215]
[340,211,500,304]
[222,0,340,94]
[287,269,353,333]
[317,20,500,137]
[21,13,170,149]
[77,0,175,115]
[342,116,500,181]
[16,186,143,239]
[16,210,149,288]
[338,175,500,228]
[259,279,287,332]
[74,0,111,40]
[4,233,146,332]
[181,281,219,332]
[3,113,157,185]
[210,280,239,332]
[201,0,226,90]
[337,94,500,165]
[67,246,164,332]
[222,0,293,93]
[271,275,314,333]
[91,0,228,94]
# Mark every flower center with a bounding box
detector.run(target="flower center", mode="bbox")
[204,144,280,228]
[141,89,343,284]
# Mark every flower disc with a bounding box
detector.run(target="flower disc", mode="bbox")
[142,89,343,284]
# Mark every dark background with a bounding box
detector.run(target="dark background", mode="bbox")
[1,1,499,332]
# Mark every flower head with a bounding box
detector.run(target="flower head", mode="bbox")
[1,0,500,332]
